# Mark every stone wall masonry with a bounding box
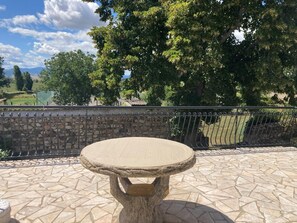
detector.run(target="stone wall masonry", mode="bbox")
[0,109,172,156]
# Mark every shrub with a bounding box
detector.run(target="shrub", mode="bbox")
[0,149,9,159]
[244,111,281,134]
[0,136,11,159]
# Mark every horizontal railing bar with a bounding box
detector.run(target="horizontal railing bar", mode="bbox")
[0,105,296,110]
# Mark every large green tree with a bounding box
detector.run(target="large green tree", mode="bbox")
[85,0,297,106]
[41,50,95,105]
[87,0,178,105]
[13,65,24,91]
[0,57,10,88]
[23,72,33,91]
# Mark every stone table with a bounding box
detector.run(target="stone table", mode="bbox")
[0,199,11,223]
[80,137,196,223]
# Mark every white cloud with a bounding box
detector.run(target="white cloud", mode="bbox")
[33,42,59,55]
[0,42,47,68]
[8,27,97,56]
[38,0,104,30]
[0,0,105,68]
[0,42,22,58]
[0,5,6,11]
[0,15,38,28]
[12,15,39,26]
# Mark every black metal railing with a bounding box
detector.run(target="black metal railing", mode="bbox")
[0,106,296,160]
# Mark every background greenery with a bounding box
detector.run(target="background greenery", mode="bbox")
[84,0,297,106]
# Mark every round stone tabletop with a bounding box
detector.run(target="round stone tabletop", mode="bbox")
[80,137,196,177]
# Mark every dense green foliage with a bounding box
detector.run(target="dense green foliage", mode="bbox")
[41,50,95,105]
[0,57,10,88]
[13,65,24,91]
[85,0,297,106]
[23,72,33,91]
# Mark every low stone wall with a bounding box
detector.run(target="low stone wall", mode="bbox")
[0,109,171,156]
[1,108,296,157]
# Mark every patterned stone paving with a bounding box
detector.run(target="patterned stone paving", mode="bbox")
[1,148,297,222]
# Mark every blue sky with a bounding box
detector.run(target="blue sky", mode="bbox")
[0,0,105,69]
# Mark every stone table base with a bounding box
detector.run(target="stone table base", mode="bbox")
[110,176,169,223]
[0,199,11,223]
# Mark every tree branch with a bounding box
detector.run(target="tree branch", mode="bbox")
[219,7,245,43]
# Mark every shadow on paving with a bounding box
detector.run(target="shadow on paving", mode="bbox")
[161,200,234,223]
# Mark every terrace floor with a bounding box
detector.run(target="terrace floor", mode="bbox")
[1,147,297,223]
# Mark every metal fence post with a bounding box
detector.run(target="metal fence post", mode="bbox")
[235,108,238,149]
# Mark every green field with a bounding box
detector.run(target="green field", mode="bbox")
[201,114,249,146]
[3,92,36,105]
[0,80,45,105]
[1,79,44,92]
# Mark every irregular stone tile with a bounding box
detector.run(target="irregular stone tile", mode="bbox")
[163,213,184,223]
[236,212,264,223]
[224,211,240,221]
[187,193,199,203]
[196,195,213,205]
[220,198,239,211]
[198,212,215,223]
[223,187,241,198]
[205,189,235,198]
[18,206,41,218]
[82,196,113,206]
[242,202,264,219]
[53,209,75,223]
[39,210,62,223]
[2,191,27,199]
[10,201,31,216]
[279,196,297,212]
[100,202,118,215]
[81,214,93,223]
[91,207,109,220]
[75,205,94,222]
[94,213,113,223]
[215,201,233,213]
[28,205,61,221]
[259,207,282,218]
[176,208,198,223]
[166,203,185,215]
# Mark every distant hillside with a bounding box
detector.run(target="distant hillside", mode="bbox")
[4,67,44,77]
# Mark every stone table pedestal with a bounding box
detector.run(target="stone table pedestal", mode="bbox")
[0,199,11,223]
[110,176,169,223]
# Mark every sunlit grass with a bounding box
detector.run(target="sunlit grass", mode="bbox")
[201,114,250,146]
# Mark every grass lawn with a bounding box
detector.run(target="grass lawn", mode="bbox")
[4,92,36,105]
[1,80,45,92]
[201,114,249,146]
[1,79,44,105]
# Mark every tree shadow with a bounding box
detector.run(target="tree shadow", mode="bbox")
[9,219,20,223]
[160,200,234,223]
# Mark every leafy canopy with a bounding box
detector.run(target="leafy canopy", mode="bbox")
[85,0,297,106]
[13,65,24,91]
[41,50,95,105]
[0,57,10,88]
[23,72,33,91]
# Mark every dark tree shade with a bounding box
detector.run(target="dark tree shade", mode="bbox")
[13,65,24,91]
[0,57,10,88]
[23,72,33,91]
